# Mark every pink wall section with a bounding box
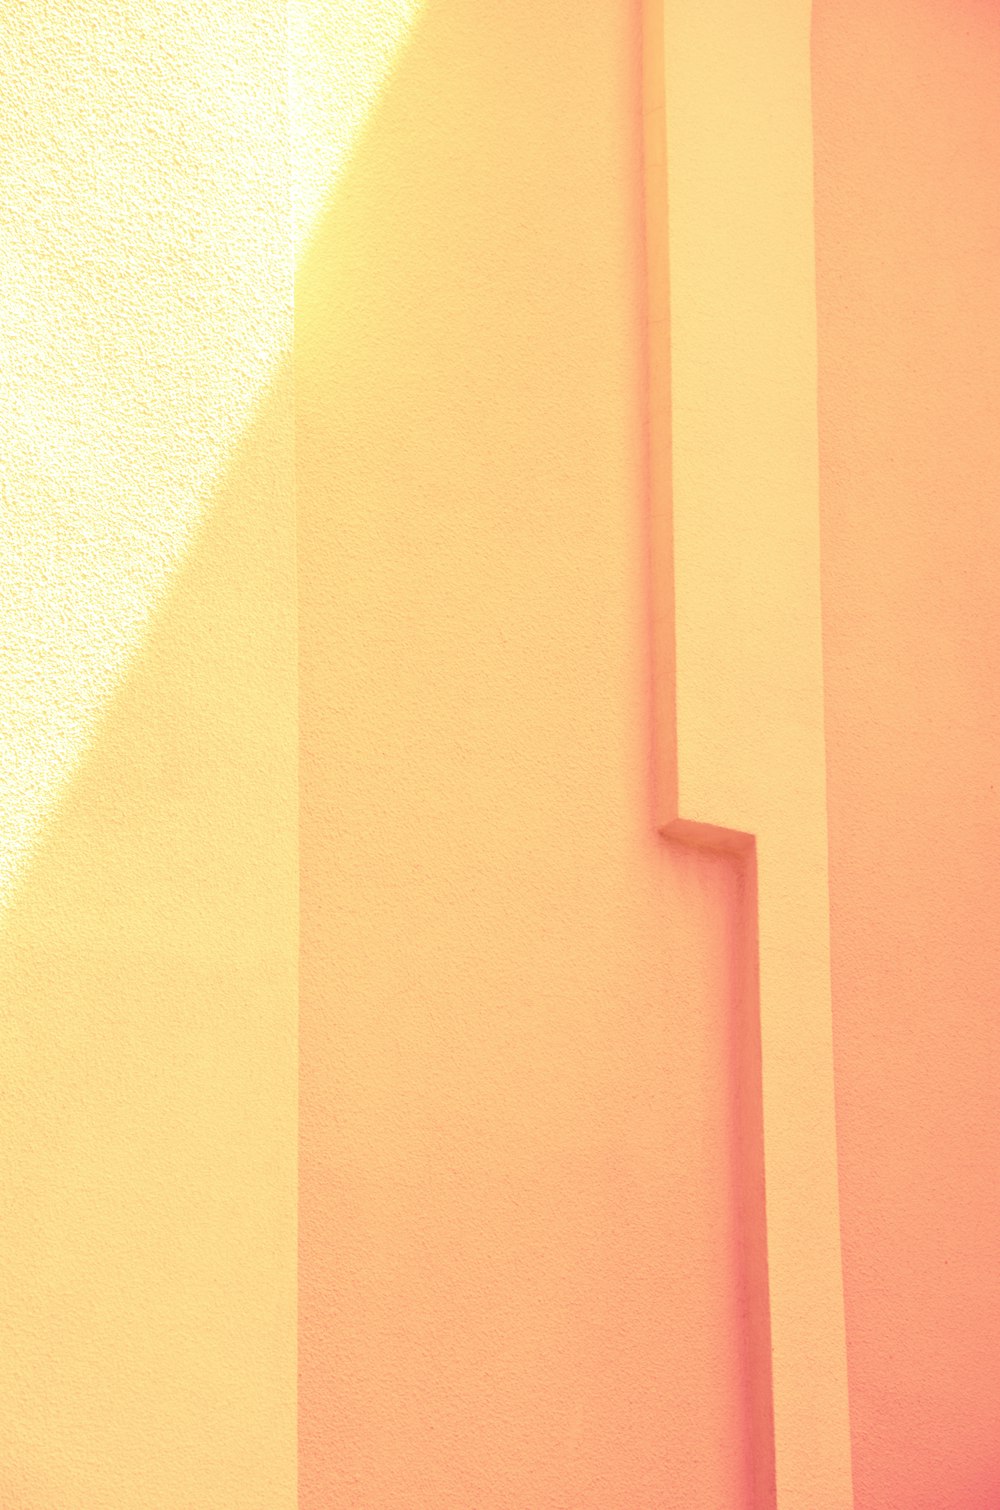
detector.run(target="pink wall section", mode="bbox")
[814,1,1000,1505]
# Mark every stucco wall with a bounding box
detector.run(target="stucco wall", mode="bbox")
[2,2,997,1506]
[0,6,297,1505]
[0,4,415,1504]
[299,1,759,1505]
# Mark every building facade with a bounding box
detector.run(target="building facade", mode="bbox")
[0,2,997,1506]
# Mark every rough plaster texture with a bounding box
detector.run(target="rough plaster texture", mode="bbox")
[0,5,297,1503]
[4,1,996,1505]
[815,1,1000,1504]
[0,2,290,912]
[0,378,298,1508]
[290,0,422,247]
[0,2,416,1503]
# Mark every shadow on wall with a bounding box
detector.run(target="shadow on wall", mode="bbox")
[298,1,762,1508]
[0,367,298,1506]
[0,1,765,1506]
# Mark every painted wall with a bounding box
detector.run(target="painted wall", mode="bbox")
[2,2,998,1506]
[0,1,759,1504]
[299,1,759,1504]
[814,2,1000,1506]
[0,6,297,1505]
[0,3,416,1504]
[306,3,1000,1499]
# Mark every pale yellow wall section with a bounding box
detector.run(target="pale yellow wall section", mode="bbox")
[0,6,296,1506]
[645,2,853,1506]
[0,2,292,915]
[290,0,424,248]
[0,4,418,1506]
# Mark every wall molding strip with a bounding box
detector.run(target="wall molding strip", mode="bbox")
[643,2,854,1504]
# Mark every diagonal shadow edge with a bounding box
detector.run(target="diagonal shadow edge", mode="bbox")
[0,12,427,1502]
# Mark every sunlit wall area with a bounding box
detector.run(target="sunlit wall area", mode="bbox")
[0,3,418,1505]
[0,1,293,914]
[0,5,296,1506]
[0,1,422,919]
[290,0,423,247]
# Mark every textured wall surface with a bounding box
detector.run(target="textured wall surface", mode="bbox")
[4,1,997,1505]
[299,0,757,1504]
[0,1,290,911]
[0,5,297,1504]
[815,1,1000,1505]
[0,3,414,1504]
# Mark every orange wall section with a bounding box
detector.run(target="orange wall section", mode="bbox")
[645,4,852,1503]
[299,1,761,1505]
[814,1,1000,1505]
[6,4,998,1505]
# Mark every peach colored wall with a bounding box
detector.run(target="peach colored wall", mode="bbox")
[0,5,418,1503]
[645,5,851,1502]
[0,9,298,1503]
[814,2,1000,1505]
[299,1,759,1505]
[5,2,996,1504]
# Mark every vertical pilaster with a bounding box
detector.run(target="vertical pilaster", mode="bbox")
[644,3,854,1504]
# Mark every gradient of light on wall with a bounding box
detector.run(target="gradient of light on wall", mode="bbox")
[0,0,421,915]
